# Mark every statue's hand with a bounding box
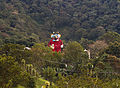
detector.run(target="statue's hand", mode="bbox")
[50,45,54,49]
[61,45,63,48]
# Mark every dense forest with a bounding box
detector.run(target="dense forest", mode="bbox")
[0,0,120,44]
[0,0,120,88]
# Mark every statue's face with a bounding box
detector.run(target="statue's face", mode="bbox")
[54,34,58,40]
[51,33,61,41]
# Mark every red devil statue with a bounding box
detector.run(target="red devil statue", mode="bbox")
[48,32,63,52]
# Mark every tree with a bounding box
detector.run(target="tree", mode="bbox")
[0,44,32,63]
[31,43,53,70]
[87,26,106,40]
[41,66,57,82]
[99,32,120,44]
[64,41,86,65]
[88,40,108,59]
[105,41,120,58]
[56,74,120,88]
[0,55,32,88]
[79,38,94,49]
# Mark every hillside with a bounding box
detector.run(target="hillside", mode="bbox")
[0,0,120,46]
[0,1,120,88]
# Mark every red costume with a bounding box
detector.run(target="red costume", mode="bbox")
[48,39,63,52]
[48,32,63,52]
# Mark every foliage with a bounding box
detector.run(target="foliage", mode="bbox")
[27,77,36,88]
[41,66,57,83]
[0,55,32,88]
[64,41,86,64]
[88,40,108,59]
[79,38,94,49]
[0,41,120,88]
[99,32,120,44]
[0,43,32,63]
[0,0,120,43]
[105,41,120,58]
[16,85,25,88]
[56,75,120,88]
[0,0,120,86]
[31,43,53,70]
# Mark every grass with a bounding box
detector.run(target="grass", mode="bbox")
[16,85,25,88]
[36,78,50,88]
[15,77,56,88]
[36,78,57,88]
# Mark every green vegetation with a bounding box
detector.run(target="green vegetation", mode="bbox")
[0,0,120,88]
[0,37,120,87]
[0,0,120,45]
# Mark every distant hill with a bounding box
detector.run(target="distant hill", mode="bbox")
[0,0,120,45]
